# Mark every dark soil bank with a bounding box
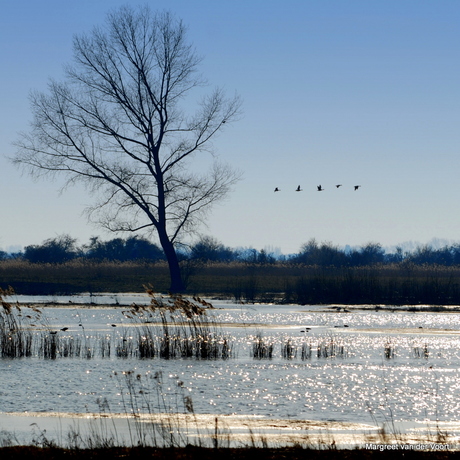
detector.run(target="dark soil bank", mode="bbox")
[0,447,458,460]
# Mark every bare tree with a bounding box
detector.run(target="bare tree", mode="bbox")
[13,5,241,292]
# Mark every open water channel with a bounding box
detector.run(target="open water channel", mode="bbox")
[1,293,460,447]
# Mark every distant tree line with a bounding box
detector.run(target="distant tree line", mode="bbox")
[3,234,460,267]
[184,237,460,267]
[0,235,164,264]
[290,239,460,267]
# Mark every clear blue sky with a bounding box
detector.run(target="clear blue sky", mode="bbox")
[2,0,460,254]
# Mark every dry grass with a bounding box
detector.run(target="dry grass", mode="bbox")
[2,259,460,305]
[0,259,171,294]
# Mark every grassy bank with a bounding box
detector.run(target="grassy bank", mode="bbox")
[1,259,460,305]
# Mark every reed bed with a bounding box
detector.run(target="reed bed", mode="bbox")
[252,334,274,359]
[3,259,460,305]
[0,297,448,363]
[412,343,429,359]
[0,287,39,358]
[252,335,350,360]
[121,290,233,360]
[0,288,233,360]
[38,334,97,359]
[281,337,350,360]
[316,338,348,359]
[301,342,312,360]
[281,339,296,359]
[384,342,396,359]
[0,286,453,364]
[0,259,171,294]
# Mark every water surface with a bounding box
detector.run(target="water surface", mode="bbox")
[2,295,460,445]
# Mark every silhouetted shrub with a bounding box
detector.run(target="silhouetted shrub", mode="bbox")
[290,239,347,267]
[85,236,164,262]
[24,234,79,264]
[189,236,236,262]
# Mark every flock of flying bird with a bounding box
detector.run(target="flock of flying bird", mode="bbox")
[274,184,361,192]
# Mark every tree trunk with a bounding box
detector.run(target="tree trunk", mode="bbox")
[158,231,185,292]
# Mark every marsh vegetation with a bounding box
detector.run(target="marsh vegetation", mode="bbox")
[0,288,234,361]
[2,259,460,306]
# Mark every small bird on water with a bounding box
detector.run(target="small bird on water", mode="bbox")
[274,187,280,192]
[317,185,324,191]
[295,185,302,191]
[354,185,361,191]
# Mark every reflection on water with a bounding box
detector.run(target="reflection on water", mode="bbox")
[1,298,460,431]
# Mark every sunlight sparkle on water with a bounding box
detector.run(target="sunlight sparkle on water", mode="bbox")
[2,300,460,427]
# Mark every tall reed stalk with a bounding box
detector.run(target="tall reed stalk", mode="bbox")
[124,289,233,360]
[252,333,273,359]
[0,287,38,357]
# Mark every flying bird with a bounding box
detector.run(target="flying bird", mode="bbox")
[295,185,302,192]
[274,187,280,192]
[317,185,324,191]
[354,185,361,191]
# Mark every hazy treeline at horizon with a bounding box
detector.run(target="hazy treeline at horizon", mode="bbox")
[2,234,460,268]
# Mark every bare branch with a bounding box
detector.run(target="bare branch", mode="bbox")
[12,5,241,292]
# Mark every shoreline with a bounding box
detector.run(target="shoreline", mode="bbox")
[0,411,458,451]
[7,292,460,313]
